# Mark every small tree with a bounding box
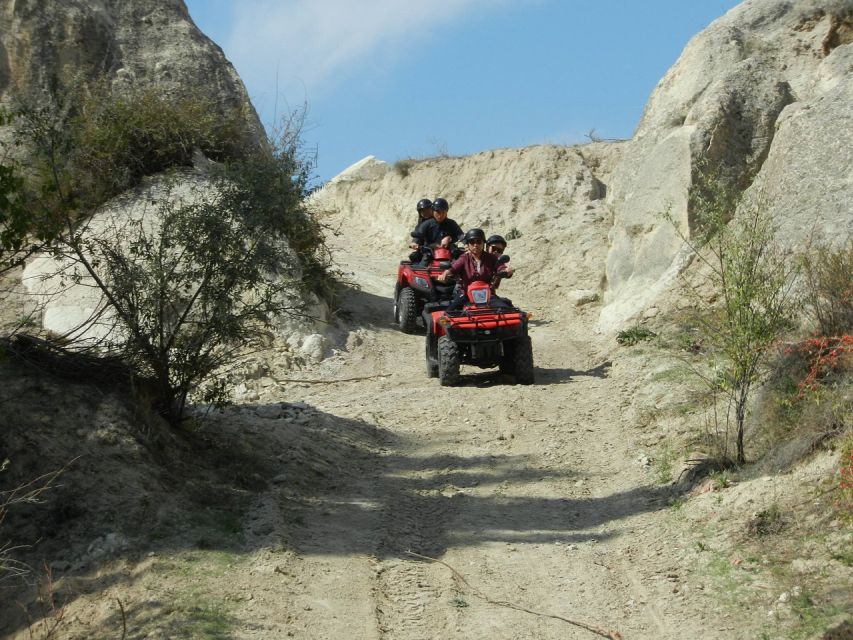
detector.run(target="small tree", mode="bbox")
[12,82,330,425]
[670,162,799,464]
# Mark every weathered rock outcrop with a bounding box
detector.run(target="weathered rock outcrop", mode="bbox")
[0,0,263,144]
[2,1,326,372]
[599,0,853,331]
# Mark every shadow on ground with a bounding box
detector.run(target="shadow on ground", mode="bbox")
[0,363,670,637]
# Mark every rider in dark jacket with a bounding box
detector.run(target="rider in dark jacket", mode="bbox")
[419,198,464,248]
[413,198,433,230]
[408,198,435,262]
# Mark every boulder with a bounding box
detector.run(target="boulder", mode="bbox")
[22,173,324,351]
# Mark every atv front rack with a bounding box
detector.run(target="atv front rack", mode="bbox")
[440,307,528,332]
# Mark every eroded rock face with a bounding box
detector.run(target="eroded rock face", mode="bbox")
[0,0,263,143]
[598,0,853,332]
[3,1,328,365]
[745,42,853,249]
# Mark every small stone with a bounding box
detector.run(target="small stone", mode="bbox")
[568,290,599,306]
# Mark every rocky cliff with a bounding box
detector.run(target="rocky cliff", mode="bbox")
[315,0,853,333]
[0,0,263,143]
[601,0,853,331]
[2,0,327,371]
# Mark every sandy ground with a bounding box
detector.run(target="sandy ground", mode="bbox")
[182,248,735,640]
[2,238,849,640]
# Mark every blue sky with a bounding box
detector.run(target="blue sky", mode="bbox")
[184,0,742,183]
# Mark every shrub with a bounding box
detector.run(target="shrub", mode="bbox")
[393,158,417,178]
[12,81,331,426]
[800,239,853,337]
[666,160,799,464]
[616,325,657,346]
[14,79,251,219]
[0,108,52,272]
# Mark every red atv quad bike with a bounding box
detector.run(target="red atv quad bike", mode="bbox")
[424,271,534,386]
[393,241,458,333]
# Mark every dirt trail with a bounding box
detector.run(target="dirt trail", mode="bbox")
[214,245,732,640]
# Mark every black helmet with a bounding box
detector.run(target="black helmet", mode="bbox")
[486,234,507,248]
[463,228,486,244]
[416,198,432,212]
[432,197,449,212]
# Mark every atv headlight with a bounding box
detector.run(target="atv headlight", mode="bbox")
[471,288,489,304]
[413,276,430,288]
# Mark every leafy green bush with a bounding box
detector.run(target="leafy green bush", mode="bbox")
[666,160,799,464]
[0,108,51,272]
[14,79,251,218]
[11,81,332,425]
[616,325,657,346]
[800,239,853,337]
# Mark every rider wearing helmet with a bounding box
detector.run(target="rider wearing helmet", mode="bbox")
[486,234,507,255]
[415,198,433,228]
[486,234,508,288]
[438,228,513,310]
[420,198,464,249]
[408,198,435,261]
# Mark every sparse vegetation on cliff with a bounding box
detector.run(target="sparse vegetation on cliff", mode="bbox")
[6,81,332,425]
[668,163,800,465]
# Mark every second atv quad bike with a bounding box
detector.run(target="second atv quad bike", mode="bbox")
[393,239,458,333]
[424,273,534,386]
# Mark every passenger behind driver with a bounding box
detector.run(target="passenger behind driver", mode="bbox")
[438,228,513,311]
[486,234,508,289]
[486,234,507,256]
[408,198,434,262]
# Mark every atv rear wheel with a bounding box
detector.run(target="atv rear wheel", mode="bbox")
[425,335,439,378]
[438,335,461,386]
[396,287,418,334]
[512,335,535,385]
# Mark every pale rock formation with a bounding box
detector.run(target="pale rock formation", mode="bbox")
[0,0,263,147]
[598,0,853,331]
[329,155,389,184]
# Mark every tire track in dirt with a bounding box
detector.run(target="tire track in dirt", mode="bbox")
[370,425,462,637]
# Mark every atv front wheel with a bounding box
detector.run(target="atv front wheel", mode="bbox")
[396,287,418,334]
[512,335,535,385]
[438,335,461,386]
[425,335,439,378]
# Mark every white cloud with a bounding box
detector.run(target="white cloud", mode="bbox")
[225,0,509,114]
